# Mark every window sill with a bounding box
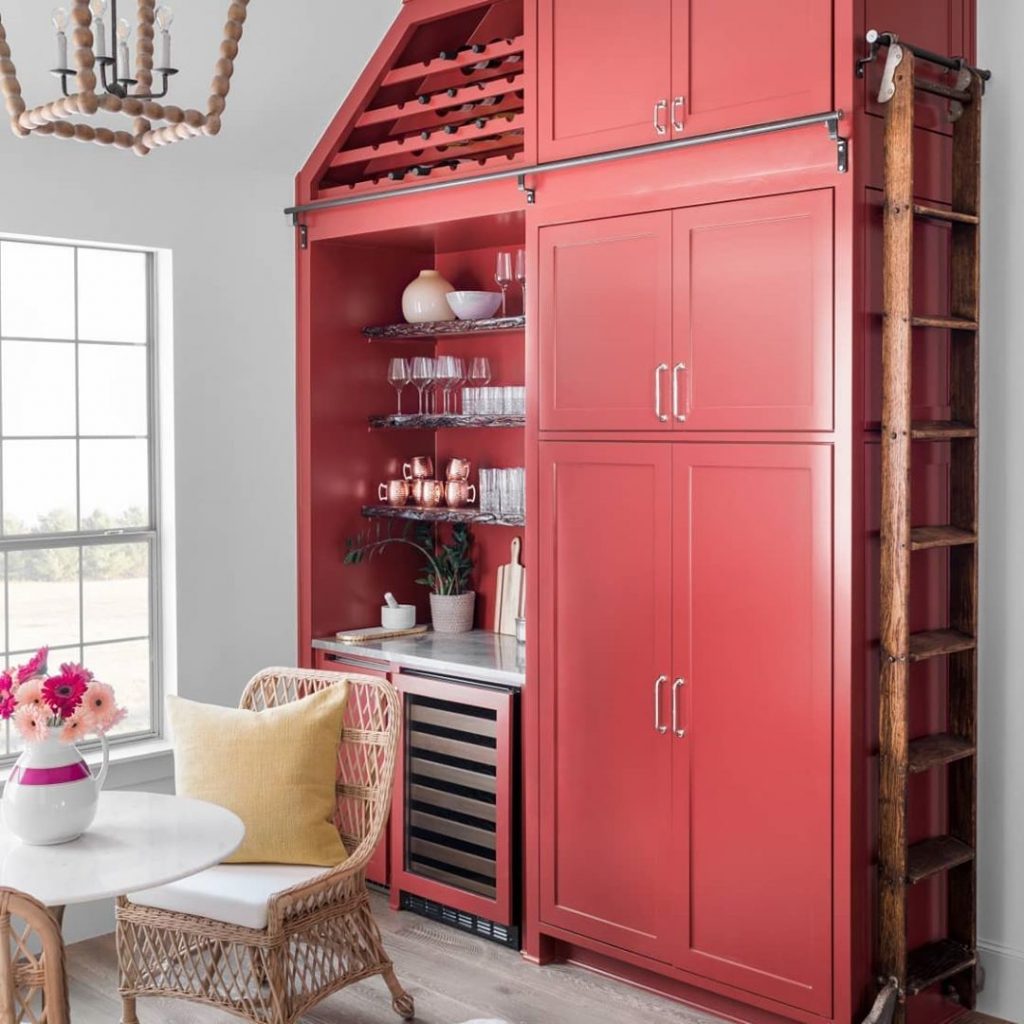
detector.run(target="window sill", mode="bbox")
[0,737,174,792]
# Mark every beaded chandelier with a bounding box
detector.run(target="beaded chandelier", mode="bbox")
[0,0,249,156]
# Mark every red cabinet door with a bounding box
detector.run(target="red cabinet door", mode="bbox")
[538,442,676,960]
[540,212,673,432]
[538,0,672,162]
[670,443,833,1015]
[672,190,834,432]
[670,0,832,139]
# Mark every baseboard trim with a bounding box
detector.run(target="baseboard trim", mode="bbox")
[978,940,1024,1022]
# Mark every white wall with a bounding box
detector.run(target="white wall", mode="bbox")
[977,6,1024,1017]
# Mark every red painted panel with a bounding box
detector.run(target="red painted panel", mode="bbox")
[673,0,833,138]
[670,443,833,1015]
[539,212,673,431]
[673,190,834,431]
[538,442,675,960]
[537,0,672,162]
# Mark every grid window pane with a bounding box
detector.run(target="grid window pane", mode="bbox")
[0,242,75,340]
[2,341,76,437]
[83,542,149,644]
[80,439,149,529]
[3,439,77,535]
[7,547,81,651]
[84,639,150,738]
[78,343,148,437]
[77,248,148,343]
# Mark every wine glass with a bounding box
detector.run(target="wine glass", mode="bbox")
[434,355,458,415]
[495,251,513,318]
[387,357,410,414]
[515,250,526,310]
[468,356,492,389]
[410,356,435,415]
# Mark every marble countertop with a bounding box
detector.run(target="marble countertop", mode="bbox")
[313,629,525,688]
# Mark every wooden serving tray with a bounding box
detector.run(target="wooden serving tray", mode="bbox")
[335,624,428,644]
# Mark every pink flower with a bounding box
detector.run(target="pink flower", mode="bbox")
[42,664,91,719]
[14,704,48,743]
[59,711,88,744]
[15,647,48,684]
[15,677,44,710]
[0,672,15,720]
[80,681,127,735]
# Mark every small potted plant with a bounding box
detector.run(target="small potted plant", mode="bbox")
[345,522,476,633]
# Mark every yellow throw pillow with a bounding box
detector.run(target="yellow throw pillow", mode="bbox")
[167,685,350,866]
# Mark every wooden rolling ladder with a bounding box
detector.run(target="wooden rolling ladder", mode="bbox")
[872,34,989,1024]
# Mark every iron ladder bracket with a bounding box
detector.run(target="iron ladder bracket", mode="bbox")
[518,174,536,205]
[292,213,308,250]
[826,115,849,174]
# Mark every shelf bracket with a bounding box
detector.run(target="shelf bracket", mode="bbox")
[292,213,308,250]
[517,174,536,205]
[826,115,849,174]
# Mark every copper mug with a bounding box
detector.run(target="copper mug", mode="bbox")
[403,456,434,481]
[412,479,444,508]
[446,457,472,481]
[444,480,477,508]
[378,480,409,507]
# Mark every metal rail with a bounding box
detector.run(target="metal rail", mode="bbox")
[860,30,992,82]
[284,109,847,222]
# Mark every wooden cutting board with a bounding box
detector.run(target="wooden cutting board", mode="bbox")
[498,537,525,636]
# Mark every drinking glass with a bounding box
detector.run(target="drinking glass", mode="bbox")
[495,251,513,317]
[387,357,410,414]
[515,249,526,308]
[435,355,460,415]
[468,356,492,388]
[410,356,435,415]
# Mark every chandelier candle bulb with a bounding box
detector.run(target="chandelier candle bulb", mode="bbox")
[90,0,106,58]
[116,17,130,81]
[51,7,69,71]
[156,4,172,70]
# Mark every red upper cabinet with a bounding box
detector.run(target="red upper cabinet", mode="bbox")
[538,0,833,163]
[539,211,674,432]
[537,0,673,162]
[538,442,675,960]
[669,443,833,1015]
[673,190,834,432]
[672,0,832,139]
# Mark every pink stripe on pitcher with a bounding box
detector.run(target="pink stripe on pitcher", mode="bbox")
[9,762,90,786]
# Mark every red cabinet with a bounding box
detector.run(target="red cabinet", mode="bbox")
[538,0,833,163]
[540,190,834,433]
[538,441,833,1014]
[539,211,673,432]
[669,443,833,1015]
[537,443,675,959]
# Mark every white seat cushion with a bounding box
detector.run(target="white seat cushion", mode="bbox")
[128,863,325,931]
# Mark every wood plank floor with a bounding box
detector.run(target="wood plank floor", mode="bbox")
[66,893,727,1024]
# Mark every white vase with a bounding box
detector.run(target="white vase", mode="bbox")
[430,592,476,634]
[2,733,109,845]
[402,269,457,324]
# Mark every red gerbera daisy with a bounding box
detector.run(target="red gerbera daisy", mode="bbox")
[41,663,91,719]
[16,647,48,684]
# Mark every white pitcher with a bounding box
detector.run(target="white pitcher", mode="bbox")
[2,733,109,845]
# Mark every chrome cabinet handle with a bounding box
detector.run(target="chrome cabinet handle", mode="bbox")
[654,675,668,734]
[672,362,688,422]
[672,677,687,738]
[672,96,686,132]
[653,99,668,136]
[655,363,669,422]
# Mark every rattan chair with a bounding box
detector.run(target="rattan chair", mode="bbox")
[115,669,413,1024]
[0,887,71,1024]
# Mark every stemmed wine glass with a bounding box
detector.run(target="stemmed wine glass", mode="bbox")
[387,357,410,414]
[410,356,436,415]
[515,250,526,309]
[495,252,513,318]
[434,355,461,415]
[468,356,492,387]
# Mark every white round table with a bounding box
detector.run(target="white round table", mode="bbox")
[0,791,244,908]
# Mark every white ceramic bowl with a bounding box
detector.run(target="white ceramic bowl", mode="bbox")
[381,604,416,630]
[447,291,503,321]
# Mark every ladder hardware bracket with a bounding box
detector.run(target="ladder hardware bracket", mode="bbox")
[825,117,849,173]
[518,174,536,205]
[292,214,308,250]
[878,41,905,104]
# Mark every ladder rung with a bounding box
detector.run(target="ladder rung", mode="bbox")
[911,420,977,441]
[907,939,977,996]
[911,315,979,331]
[908,734,976,773]
[908,629,976,662]
[907,835,975,884]
[913,204,980,226]
[914,77,972,103]
[910,526,977,551]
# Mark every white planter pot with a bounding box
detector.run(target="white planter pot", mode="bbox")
[2,733,109,845]
[430,592,476,634]
[402,269,457,323]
